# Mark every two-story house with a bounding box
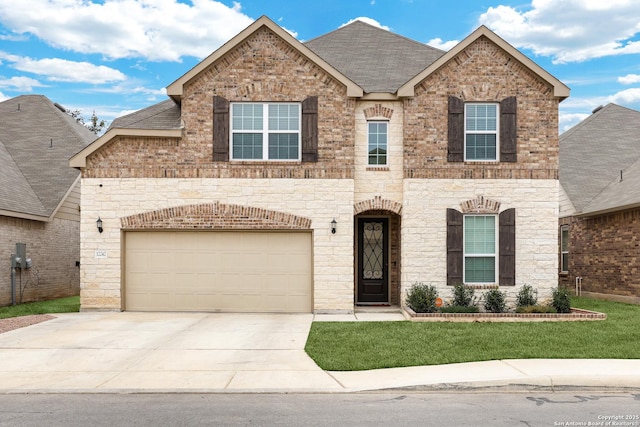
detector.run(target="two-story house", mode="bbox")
[70,16,569,313]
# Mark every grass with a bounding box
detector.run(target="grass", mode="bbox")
[305,297,640,371]
[0,296,80,319]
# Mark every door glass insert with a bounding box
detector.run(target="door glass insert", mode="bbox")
[362,221,384,279]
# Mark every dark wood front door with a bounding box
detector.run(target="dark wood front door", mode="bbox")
[357,218,389,303]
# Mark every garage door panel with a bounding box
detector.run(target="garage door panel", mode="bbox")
[125,231,312,312]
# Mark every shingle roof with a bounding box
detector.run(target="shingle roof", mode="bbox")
[560,103,640,215]
[304,20,445,93]
[0,95,95,219]
[110,99,181,130]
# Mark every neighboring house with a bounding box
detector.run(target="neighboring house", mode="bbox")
[0,95,95,306]
[559,103,640,304]
[70,16,569,313]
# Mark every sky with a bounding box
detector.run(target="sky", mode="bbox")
[1,0,640,134]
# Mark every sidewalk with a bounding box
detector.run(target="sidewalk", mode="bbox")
[0,311,637,393]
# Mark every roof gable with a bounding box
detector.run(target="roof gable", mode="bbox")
[0,95,95,220]
[560,103,640,216]
[398,25,569,98]
[304,20,445,94]
[166,15,363,100]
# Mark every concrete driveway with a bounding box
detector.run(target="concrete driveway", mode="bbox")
[0,312,342,392]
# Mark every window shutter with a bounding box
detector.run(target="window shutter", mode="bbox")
[500,96,517,163]
[213,95,229,162]
[447,208,464,285]
[499,208,516,286]
[301,96,318,162]
[447,96,464,162]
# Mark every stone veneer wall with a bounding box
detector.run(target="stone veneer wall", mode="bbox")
[0,215,80,306]
[401,179,559,306]
[80,178,354,312]
[559,208,640,299]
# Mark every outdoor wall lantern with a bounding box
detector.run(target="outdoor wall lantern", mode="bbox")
[331,218,337,234]
[96,217,103,233]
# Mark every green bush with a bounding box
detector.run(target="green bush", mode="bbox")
[516,284,538,308]
[440,305,480,313]
[483,289,507,313]
[451,283,476,307]
[515,305,557,314]
[552,287,572,313]
[405,283,438,313]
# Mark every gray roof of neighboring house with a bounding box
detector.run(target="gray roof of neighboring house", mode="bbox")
[560,103,640,216]
[0,95,95,219]
[110,99,181,130]
[304,20,445,93]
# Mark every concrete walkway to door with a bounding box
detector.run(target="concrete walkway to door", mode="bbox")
[0,311,639,393]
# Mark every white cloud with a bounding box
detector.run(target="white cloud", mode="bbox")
[0,52,126,83]
[0,0,254,61]
[609,87,640,104]
[340,17,390,31]
[0,76,45,91]
[479,0,640,63]
[618,74,640,85]
[427,38,459,51]
[0,90,8,101]
[559,112,590,133]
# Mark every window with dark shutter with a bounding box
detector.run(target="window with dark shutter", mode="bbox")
[447,96,464,162]
[500,97,517,163]
[447,208,464,285]
[213,95,229,162]
[499,208,516,286]
[301,96,318,162]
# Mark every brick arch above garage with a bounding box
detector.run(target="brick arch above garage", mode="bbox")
[120,203,312,230]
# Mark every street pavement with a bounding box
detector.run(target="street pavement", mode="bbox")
[0,311,638,393]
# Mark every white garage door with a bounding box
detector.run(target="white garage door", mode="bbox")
[124,231,312,312]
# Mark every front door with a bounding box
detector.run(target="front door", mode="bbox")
[357,218,389,303]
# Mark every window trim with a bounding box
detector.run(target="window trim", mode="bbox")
[367,120,389,167]
[464,102,500,162]
[230,102,302,162]
[560,225,569,273]
[463,214,498,284]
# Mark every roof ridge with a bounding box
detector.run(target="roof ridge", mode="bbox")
[306,19,445,55]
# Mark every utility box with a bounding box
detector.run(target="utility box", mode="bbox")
[11,243,31,269]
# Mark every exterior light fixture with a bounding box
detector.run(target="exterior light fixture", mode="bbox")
[331,218,337,234]
[96,217,103,233]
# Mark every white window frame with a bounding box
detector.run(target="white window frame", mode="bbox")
[464,103,499,162]
[230,102,301,161]
[367,120,388,166]
[463,214,498,284]
[560,225,569,273]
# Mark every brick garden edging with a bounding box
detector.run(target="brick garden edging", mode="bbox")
[404,307,607,322]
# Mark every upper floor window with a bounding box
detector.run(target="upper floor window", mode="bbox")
[368,121,388,166]
[464,214,497,283]
[231,103,300,161]
[465,103,499,161]
[560,225,569,273]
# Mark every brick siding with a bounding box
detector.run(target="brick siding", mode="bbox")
[0,216,79,306]
[559,208,640,298]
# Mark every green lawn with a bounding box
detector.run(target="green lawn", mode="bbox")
[0,296,80,319]
[305,297,640,371]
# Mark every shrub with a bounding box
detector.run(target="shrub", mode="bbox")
[552,287,572,313]
[483,289,507,313]
[440,305,480,313]
[451,283,476,307]
[516,305,557,314]
[516,284,538,308]
[405,283,438,313]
